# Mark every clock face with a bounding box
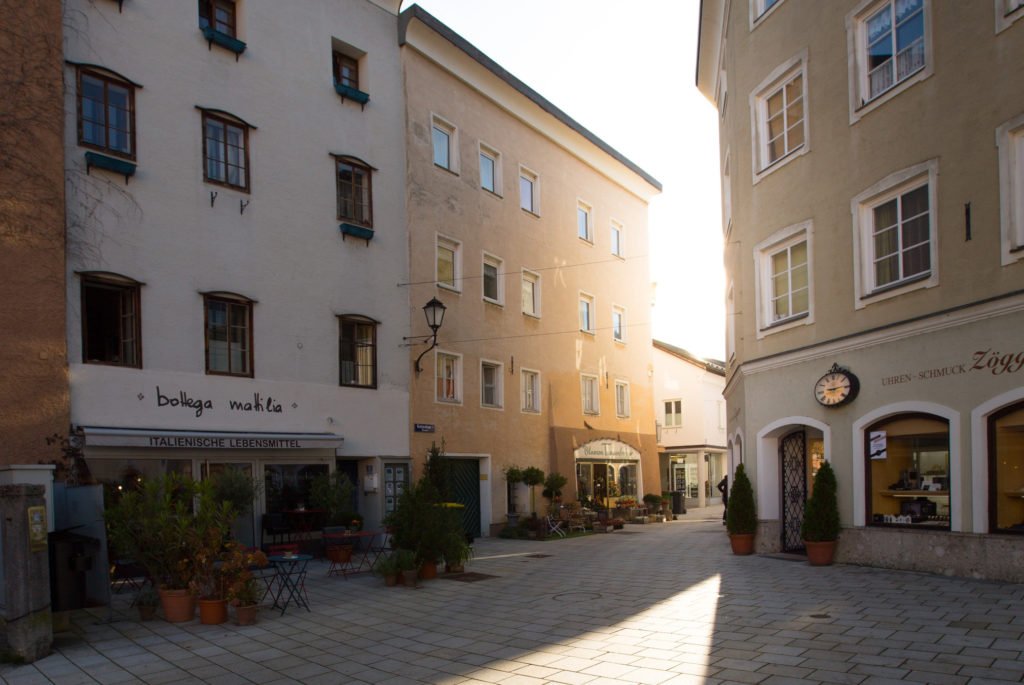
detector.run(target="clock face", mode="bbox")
[814,370,856,407]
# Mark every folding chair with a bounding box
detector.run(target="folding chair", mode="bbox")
[545,515,566,538]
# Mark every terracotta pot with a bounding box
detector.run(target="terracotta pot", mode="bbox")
[384,573,398,587]
[419,560,438,580]
[198,598,228,625]
[729,533,755,555]
[326,545,353,563]
[234,604,259,626]
[401,569,418,587]
[138,605,157,622]
[804,540,837,566]
[159,588,195,623]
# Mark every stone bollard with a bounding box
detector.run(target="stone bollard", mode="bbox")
[0,484,53,663]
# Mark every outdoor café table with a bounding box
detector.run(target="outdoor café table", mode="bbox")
[323,530,385,575]
[267,553,312,614]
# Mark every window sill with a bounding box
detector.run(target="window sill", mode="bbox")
[433,163,459,177]
[437,282,461,294]
[753,143,807,184]
[85,151,136,183]
[850,65,931,125]
[614,338,626,345]
[206,370,254,379]
[204,177,249,194]
[583,411,600,416]
[580,329,596,336]
[522,311,541,320]
[83,358,141,369]
[340,222,374,243]
[578,236,594,245]
[481,404,503,411]
[483,298,503,308]
[861,271,932,301]
[762,311,809,331]
[482,188,502,199]
[521,208,540,218]
[334,82,369,108]
[436,398,462,405]
[521,408,541,415]
[611,252,624,260]
[201,26,246,59]
[340,383,378,390]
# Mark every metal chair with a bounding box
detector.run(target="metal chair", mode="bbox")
[545,515,566,538]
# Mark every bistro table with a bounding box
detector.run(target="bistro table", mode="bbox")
[322,530,386,577]
[267,553,312,614]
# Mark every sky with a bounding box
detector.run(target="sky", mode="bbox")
[408,0,725,361]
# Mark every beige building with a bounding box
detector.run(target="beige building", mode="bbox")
[652,340,727,510]
[698,0,1024,579]
[0,2,69,468]
[400,7,661,536]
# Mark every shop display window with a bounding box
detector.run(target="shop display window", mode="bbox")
[263,463,328,513]
[866,414,950,529]
[990,402,1024,534]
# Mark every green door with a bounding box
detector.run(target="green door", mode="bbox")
[448,459,481,539]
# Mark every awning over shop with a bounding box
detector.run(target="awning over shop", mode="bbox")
[79,427,344,451]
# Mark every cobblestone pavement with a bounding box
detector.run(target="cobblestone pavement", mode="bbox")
[3,512,1024,685]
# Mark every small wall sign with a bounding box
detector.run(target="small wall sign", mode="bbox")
[869,431,887,460]
[28,506,47,551]
[414,423,435,433]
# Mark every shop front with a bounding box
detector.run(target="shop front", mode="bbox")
[573,439,642,508]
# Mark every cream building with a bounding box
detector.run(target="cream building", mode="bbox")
[400,7,662,536]
[652,340,727,510]
[698,0,1024,580]
[62,0,410,540]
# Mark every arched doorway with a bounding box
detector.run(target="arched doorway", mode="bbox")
[989,401,1024,534]
[779,429,826,553]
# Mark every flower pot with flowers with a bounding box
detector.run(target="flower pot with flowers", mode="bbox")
[188,482,239,625]
[225,547,266,627]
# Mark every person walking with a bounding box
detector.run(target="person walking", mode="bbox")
[717,475,728,524]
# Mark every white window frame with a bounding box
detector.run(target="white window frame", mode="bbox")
[750,0,786,29]
[615,380,630,418]
[726,282,736,362]
[578,291,595,335]
[479,141,502,195]
[480,359,503,410]
[435,350,462,405]
[482,252,504,305]
[612,305,626,343]
[664,399,682,428]
[521,367,541,414]
[577,200,593,243]
[722,150,732,236]
[846,0,933,125]
[610,220,624,258]
[521,269,541,318]
[436,234,462,293]
[996,0,1024,33]
[753,220,814,338]
[750,51,809,183]
[851,159,939,309]
[519,166,539,215]
[581,373,600,416]
[431,113,458,174]
[997,112,1024,265]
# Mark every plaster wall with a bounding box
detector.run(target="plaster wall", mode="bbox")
[401,43,658,525]
[653,346,726,450]
[62,0,409,459]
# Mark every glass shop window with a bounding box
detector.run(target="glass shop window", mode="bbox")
[866,414,949,529]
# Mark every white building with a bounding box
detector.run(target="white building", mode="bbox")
[63,0,409,541]
[652,340,727,509]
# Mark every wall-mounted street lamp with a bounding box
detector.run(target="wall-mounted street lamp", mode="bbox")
[413,297,447,375]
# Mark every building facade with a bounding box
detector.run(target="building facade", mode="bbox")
[0,1,69,468]
[652,340,727,510]
[400,7,662,536]
[698,0,1024,579]
[63,0,410,539]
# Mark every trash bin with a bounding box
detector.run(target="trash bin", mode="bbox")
[672,491,686,515]
[48,530,101,611]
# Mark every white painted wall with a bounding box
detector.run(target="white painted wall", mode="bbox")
[63,0,409,458]
[652,345,726,449]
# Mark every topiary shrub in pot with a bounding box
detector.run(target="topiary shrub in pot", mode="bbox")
[801,461,840,566]
[725,464,756,555]
[521,467,545,516]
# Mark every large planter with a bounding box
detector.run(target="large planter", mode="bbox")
[419,560,438,580]
[401,570,418,587]
[383,573,398,587]
[804,540,837,566]
[159,588,194,623]
[198,598,228,625]
[234,604,259,626]
[729,533,755,555]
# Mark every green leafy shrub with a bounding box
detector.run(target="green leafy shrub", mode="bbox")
[521,466,545,514]
[726,464,757,535]
[309,471,356,526]
[801,461,840,542]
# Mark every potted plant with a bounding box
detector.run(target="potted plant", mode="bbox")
[393,549,418,587]
[188,480,239,625]
[386,475,462,579]
[726,464,757,555]
[105,473,198,622]
[521,466,545,516]
[802,461,840,566]
[503,465,524,526]
[443,529,472,573]
[372,552,402,586]
[228,576,262,626]
[136,586,160,621]
[542,472,568,513]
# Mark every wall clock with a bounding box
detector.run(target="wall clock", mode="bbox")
[814,363,859,407]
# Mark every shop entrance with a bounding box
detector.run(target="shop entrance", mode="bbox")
[201,461,257,548]
[780,431,807,552]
